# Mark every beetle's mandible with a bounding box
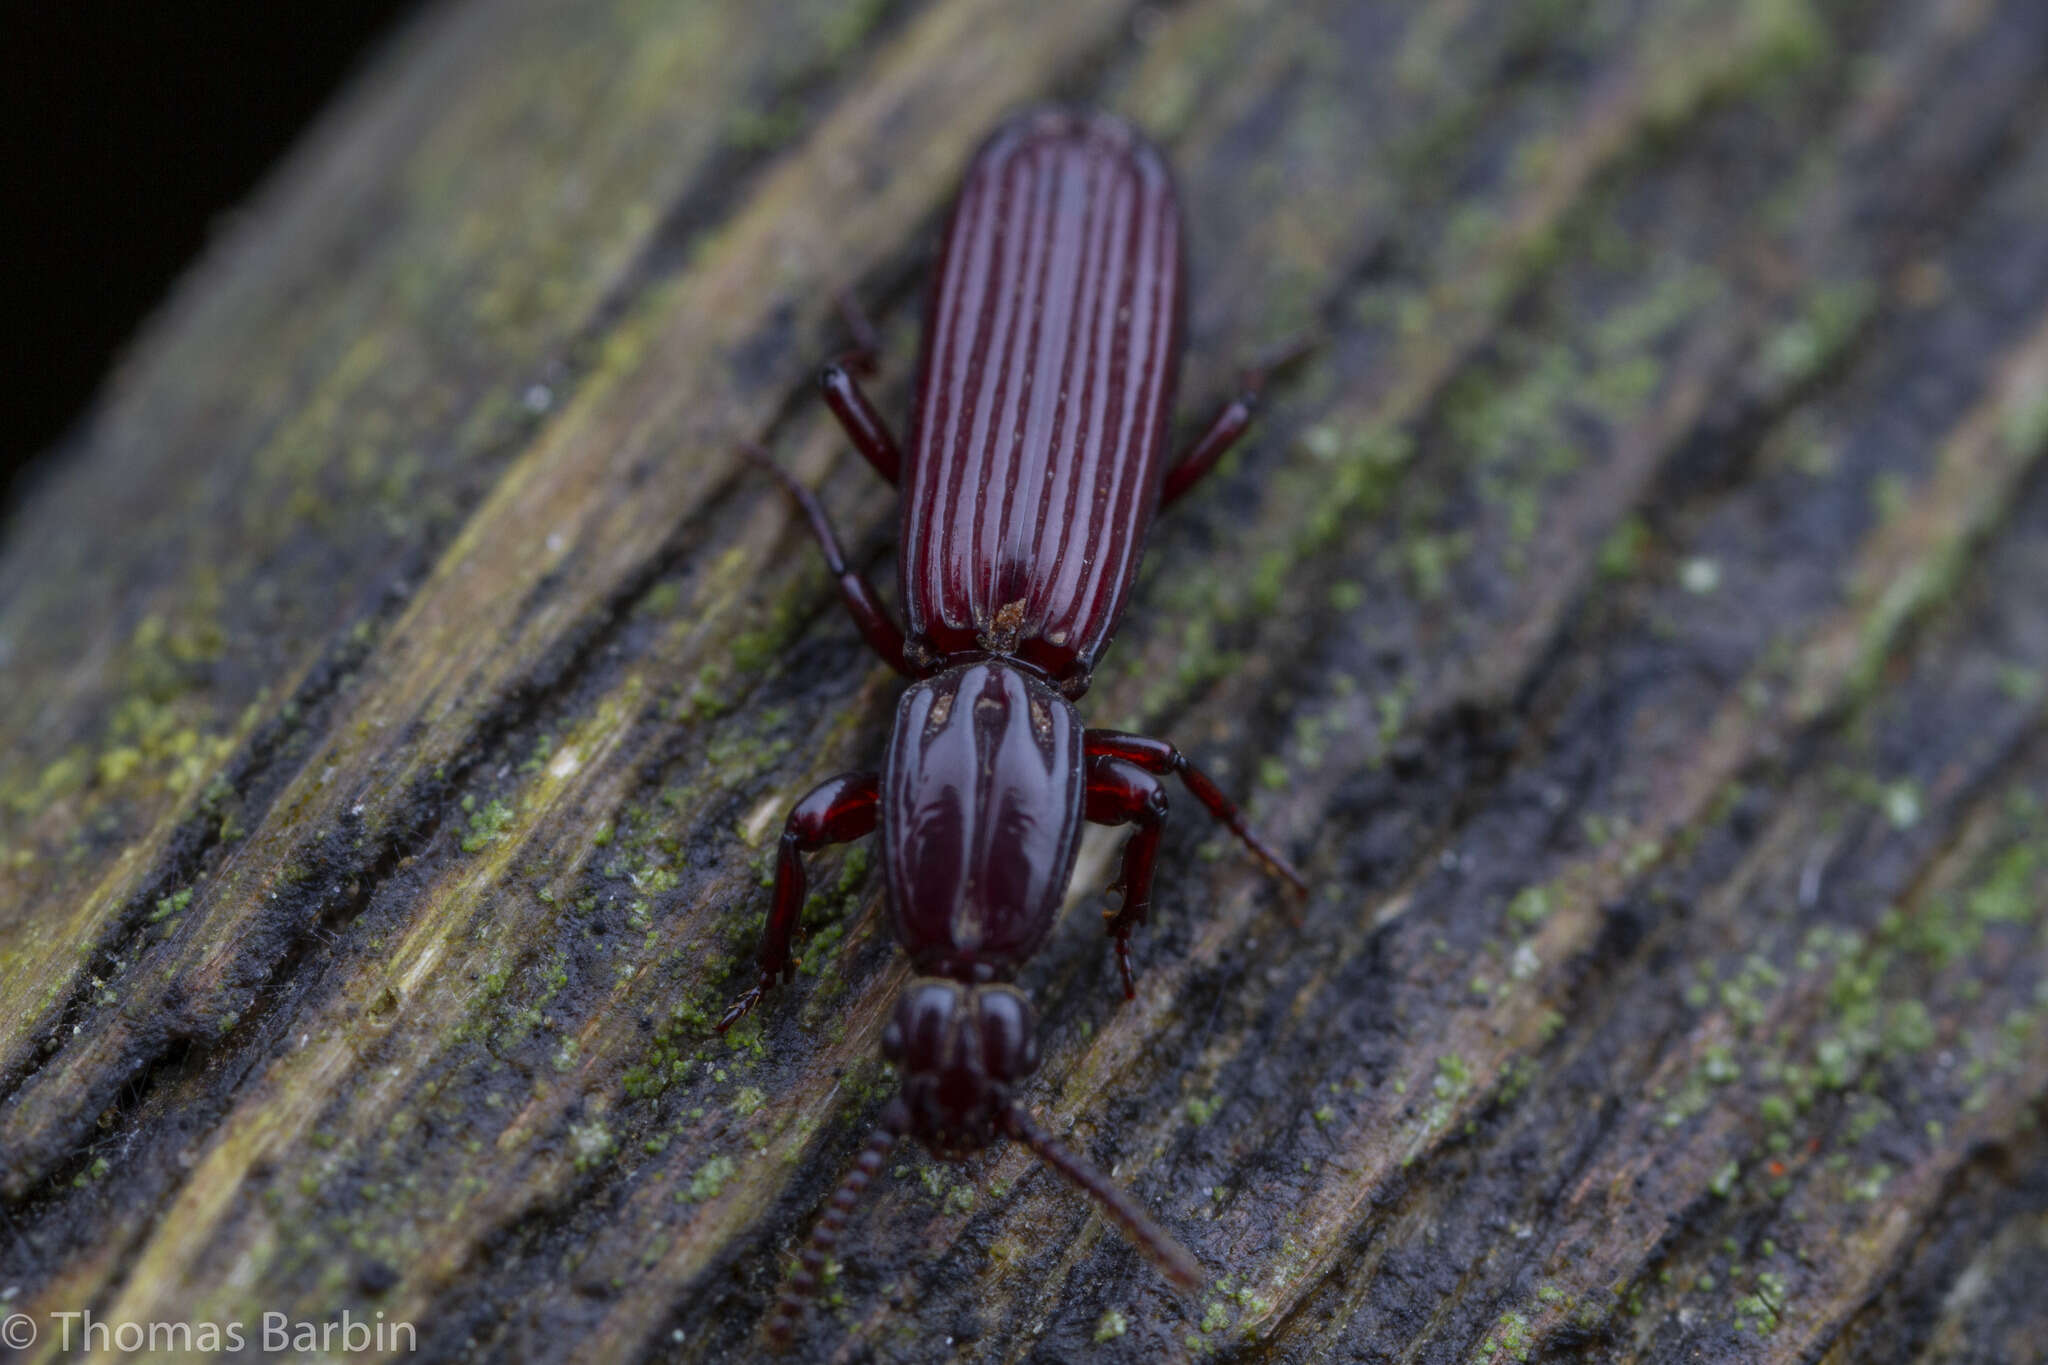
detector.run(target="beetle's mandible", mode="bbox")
[718,106,1306,1345]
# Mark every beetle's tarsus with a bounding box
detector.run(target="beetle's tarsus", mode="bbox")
[832,287,884,376]
[716,981,767,1033]
[1239,332,1321,394]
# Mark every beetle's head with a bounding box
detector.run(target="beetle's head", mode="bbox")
[766,977,1199,1342]
[882,978,1039,1157]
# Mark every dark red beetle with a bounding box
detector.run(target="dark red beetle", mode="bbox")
[719,107,1303,1342]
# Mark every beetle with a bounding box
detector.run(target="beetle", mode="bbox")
[718,106,1304,1343]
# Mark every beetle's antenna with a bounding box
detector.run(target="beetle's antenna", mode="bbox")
[1003,1106,1203,1290]
[767,1099,910,1347]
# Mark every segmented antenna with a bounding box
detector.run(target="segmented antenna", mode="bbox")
[1003,1106,1203,1290]
[767,1099,910,1347]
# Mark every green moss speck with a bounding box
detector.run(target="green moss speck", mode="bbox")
[1483,1309,1533,1362]
[569,1121,615,1173]
[461,798,516,853]
[683,1155,737,1203]
[149,887,194,923]
[1507,884,1553,928]
[1598,518,1649,580]
[1760,280,1874,387]
[1848,1162,1892,1202]
[1967,842,2039,924]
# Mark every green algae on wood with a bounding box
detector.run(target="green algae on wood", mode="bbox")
[6,0,2048,1362]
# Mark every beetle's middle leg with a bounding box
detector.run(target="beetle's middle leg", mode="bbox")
[717,770,881,1032]
[1085,755,1169,999]
[744,444,913,676]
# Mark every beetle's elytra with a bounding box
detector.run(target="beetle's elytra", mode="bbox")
[719,106,1304,1344]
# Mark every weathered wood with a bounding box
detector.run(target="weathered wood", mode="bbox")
[4,0,2047,1360]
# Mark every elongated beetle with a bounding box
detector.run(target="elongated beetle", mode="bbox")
[720,107,1304,1343]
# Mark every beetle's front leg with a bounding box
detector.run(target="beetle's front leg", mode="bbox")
[1084,755,1169,1000]
[717,771,881,1032]
[1084,730,1306,894]
[742,444,913,676]
[818,289,905,485]
[818,363,904,485]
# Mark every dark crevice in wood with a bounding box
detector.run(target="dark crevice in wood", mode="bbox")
[0,443,778,1204]
[1826,1097,2048,1363]
[0,605,392,1185]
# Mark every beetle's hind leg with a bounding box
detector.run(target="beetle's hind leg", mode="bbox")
[717,771,881,1032]
[1160,337,1319,507]
[1084,755,1169,1000]
[1159,392,1255,507]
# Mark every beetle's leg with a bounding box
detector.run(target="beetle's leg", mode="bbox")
[1085,755,1169,1000]
[1084,730,1307,895]
[1161,338,1318,507]
[1159,392,1256,507]
[832,287,885,374]
[717,771,881,1032]
[743,444,913,676]
[818,289,905,484]
[818,362,904,485]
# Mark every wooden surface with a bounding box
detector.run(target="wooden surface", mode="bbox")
[4,0,2048,1360]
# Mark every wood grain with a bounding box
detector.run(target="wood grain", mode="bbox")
[3,0,2046,1361]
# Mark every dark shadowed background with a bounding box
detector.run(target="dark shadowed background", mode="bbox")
[0,1,419,514]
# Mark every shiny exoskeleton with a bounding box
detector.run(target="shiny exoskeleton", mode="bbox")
[717,108,1304,1344]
